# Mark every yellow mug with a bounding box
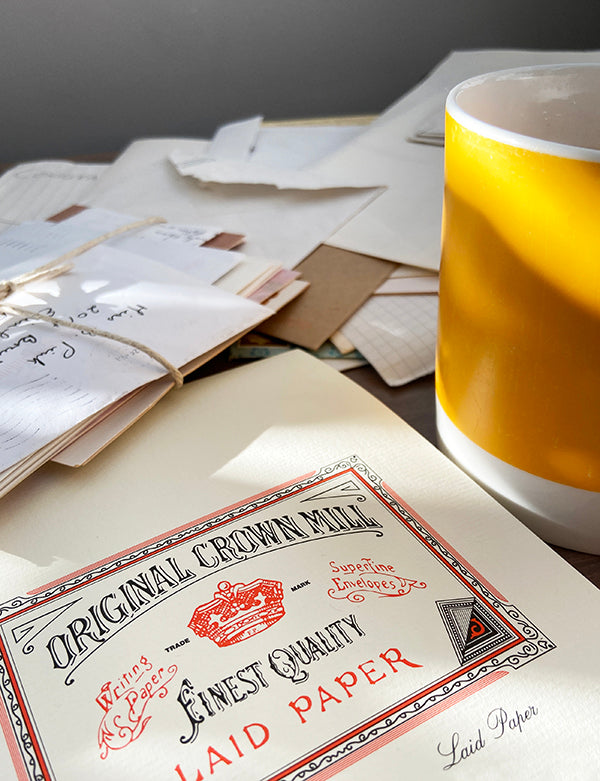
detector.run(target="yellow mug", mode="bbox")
[436,63,600,553]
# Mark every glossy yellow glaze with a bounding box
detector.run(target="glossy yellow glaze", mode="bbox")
[436,114,600,491]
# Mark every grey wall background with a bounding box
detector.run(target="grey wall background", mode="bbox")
[1,0,599,165]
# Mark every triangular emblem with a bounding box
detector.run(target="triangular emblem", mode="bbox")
[436,597,515,664]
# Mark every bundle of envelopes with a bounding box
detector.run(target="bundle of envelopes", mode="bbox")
[0,47,598,497]
[0,207,279,494]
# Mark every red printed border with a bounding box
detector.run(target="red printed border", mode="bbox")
[0,461,544,781]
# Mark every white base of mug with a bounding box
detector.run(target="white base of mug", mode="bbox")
[436,397,600,554]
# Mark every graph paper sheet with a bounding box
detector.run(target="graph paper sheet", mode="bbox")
[340,294,438,386]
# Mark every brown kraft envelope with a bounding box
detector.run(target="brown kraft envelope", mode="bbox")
[258,244,395,351]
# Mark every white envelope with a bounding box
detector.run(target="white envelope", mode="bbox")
[84,136,381,269]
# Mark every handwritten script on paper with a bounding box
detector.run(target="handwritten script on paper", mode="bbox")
[0,244,268,473]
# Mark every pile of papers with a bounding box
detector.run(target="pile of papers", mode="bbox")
[0,48,598,497]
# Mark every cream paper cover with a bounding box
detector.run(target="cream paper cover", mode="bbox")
[0,351,597,779]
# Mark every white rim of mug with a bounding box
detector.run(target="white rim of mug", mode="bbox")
[446,62,600,163]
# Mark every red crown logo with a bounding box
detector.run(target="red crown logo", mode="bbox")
[188,579,285,647]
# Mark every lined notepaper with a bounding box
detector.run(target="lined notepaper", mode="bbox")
[0,161,108,232]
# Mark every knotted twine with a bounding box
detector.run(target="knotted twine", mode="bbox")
[0,215,184,388]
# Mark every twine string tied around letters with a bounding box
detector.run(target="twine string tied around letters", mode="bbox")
[0,215,184,388]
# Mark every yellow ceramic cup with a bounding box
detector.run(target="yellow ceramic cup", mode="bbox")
[436,64,600,553]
